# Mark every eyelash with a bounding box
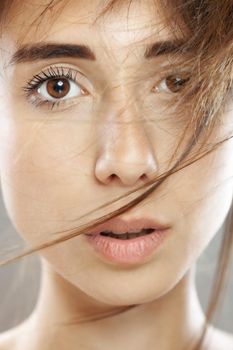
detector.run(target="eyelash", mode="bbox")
[23,66,85,110]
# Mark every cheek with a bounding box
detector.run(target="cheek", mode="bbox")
[168,139,233,265]
[0,113,100,245]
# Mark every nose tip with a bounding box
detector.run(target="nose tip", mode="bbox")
[95,150,158,187]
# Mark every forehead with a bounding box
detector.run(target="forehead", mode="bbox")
[6,0,176,63]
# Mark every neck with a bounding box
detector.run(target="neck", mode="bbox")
[21,260,207,350]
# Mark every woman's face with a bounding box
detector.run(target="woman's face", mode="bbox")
[0,0,233,305]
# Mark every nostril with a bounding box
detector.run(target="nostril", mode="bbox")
[108,172,148,185]
[105,174,119,184]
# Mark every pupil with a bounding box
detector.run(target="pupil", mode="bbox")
[47,78,70,98]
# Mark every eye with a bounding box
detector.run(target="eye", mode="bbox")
[155,74,190,94]
[23,66,89,110]
[38,77,83,101]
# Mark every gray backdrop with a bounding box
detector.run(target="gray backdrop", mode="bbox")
[0,193,232,334]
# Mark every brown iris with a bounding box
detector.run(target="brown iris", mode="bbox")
[46,78,70,98]
[165,75,190,93]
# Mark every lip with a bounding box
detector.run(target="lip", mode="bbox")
[84,217,171,265]
[84,217,171,236]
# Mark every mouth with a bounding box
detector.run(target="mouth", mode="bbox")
[93,228,155,240]
[84,217,171,264]
[84,217,170,240]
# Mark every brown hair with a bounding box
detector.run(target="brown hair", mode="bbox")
[0,1,233,349]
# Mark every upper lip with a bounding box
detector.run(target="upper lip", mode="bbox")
[84,217,171,236]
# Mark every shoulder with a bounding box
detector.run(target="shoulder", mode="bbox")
[0,323,24,350]
[0,316,35,350]
[0,329,16,350]
[204,326,233,350]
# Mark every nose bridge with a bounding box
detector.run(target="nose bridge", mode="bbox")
[103,71,134,106]
[100,82,148,148]
[100,81,142,140]
[102,75,144,127]
[94,89,158,186]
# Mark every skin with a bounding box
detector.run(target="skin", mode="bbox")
[0,0,233,349]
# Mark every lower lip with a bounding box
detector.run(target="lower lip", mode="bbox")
[85,230,169,264]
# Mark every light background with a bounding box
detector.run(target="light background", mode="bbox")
[0,193,232,334]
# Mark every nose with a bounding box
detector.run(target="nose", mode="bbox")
[94,106,158,187]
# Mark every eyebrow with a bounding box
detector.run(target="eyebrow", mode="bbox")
[9,39,186,65]
[144,40,187,59]
[10,43,96,65]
